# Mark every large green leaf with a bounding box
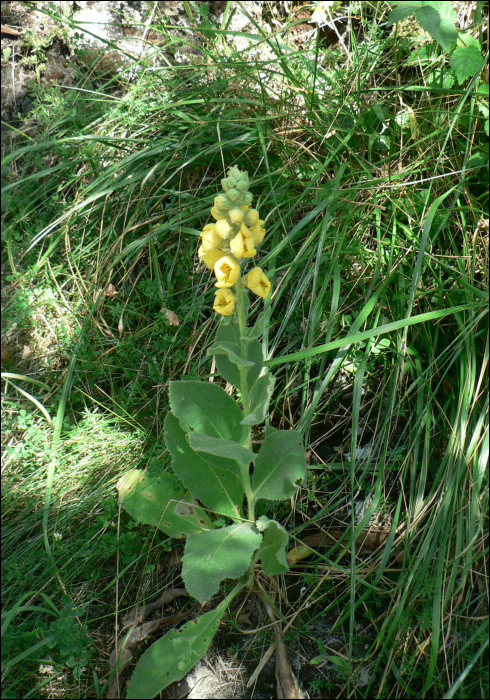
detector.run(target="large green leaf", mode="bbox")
[164,413,244,519]
[182,523,262,602]
[207,341,255,368]
[117,462,214,538]
[244,338,263,388]
[212,321,242,387]
[247,310,269,339]
[387,2,458,51]
[415,3,458,52]
[450,45,483,84]
[386,1,421,26]
[256,517,289,576]
[241,372,276,426]
[213,321,263,390]
[252,431,307,501]
[126,606,224,699]
[187,432,255,465]
[169,380,245,443]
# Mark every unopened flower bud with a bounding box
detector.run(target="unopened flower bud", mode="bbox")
[244,208,259,225]
[211,206,227,220]
[215,218,232,238]
[229,208,244,223]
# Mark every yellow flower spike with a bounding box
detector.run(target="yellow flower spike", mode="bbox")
[199,247,224,270]
[200,225,221,252]
[213,288,235,316]
[215,218,232,239]
[230,224,256,259]
[250,220,266,247]
[228,208,244,224]
[244,208,259,226]
[214,255,241,288]
[243,267,271,299]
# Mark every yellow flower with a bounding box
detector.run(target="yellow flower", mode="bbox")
[228,208,244,223]
[243,267,271,299]
[244,208,259,225]
[200,224,221,252]
[250,220,265,247]
[198,246,224,270]
[211,206,227,220]
[214,255,241,288]
[229,223,256,259]
[215,218,232,239]
[213,288,235,316]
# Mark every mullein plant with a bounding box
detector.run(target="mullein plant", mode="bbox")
[117,168,307,699]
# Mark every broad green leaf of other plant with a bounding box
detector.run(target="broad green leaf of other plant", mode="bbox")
[117,464,214,538]
[387,1,424,26]
[415,3,458,52]
[252,430,307,501]
[164,413,244,519]
[450,44,484,84]
[387,1,458,52]
[182,523,262,602]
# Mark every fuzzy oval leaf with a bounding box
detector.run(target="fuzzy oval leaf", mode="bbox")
[126,607,224,699]
[165,413,244,519]
[252,431,307,501]
[244,338,263,389]
[187,432,255,465]
[214,321,263,390]
[241,372,276,426]
[256,519,289,576]
[213,321,242,387]
[182,523,262,602]
[169,380,245,443]
[117,464,213,538]
[247,310,269,339]
[207,341,255,367]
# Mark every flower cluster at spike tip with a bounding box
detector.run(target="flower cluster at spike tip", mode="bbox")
[197,167,271,315]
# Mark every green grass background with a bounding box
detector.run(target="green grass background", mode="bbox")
[1,2,488,698]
